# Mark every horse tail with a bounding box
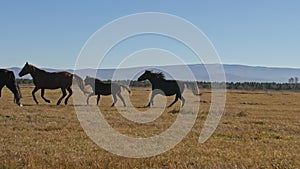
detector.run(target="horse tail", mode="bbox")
[184,82,201,96]
[73,74,90,95]
[120,85,131,94]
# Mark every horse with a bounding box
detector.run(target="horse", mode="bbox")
[18,62,89,105]
[84,76,131,107]
[0,69,22,106]
[137,70,200,107]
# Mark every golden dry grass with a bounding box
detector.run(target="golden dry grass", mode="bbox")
[0,86,299,168]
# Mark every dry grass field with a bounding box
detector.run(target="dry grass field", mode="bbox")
[0,85,299,168]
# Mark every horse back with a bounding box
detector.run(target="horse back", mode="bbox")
[94,81,121,95]
[33,71,73,89]
[0,69,15,85]
[152,80,183,96]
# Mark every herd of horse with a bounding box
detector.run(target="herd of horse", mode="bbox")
[0,62,201,107]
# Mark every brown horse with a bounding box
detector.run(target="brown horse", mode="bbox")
[18,62,88,105]
[0,69,22,106]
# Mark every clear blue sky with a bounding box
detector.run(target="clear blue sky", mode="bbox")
[0,0,299,69]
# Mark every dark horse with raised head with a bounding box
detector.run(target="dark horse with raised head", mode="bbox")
[138,70,200,108]
[84,76,131,107]
[19,62,89,105]
[0,69,22,106]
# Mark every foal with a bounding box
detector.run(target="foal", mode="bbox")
[84,76,130,107]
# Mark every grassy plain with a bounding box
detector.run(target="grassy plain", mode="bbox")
[0,86,299,168]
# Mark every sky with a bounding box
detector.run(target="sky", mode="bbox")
[0,0,299,69]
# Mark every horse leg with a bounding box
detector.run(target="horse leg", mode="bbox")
[147,90,159,107]
[96,94,100,105]
[41,89,51,103]
[111,94,118,107]
[32,87,40,104]
[0,85,4,97]
[64,87,73,105]
[5,83,20,105]
[86,93,94,105]
[180,94,185,107]
[168,95,179,108]
[117,92,126,107]
[57,88,67,105]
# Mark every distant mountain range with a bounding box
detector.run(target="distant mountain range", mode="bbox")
[6,64,300,83]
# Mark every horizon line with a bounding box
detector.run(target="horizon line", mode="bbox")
[4,63,300,70]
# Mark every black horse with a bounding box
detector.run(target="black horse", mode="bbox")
[19,62,89,105]
[137,70,200,107]
[84,76,131,106]
[0,69,22,106]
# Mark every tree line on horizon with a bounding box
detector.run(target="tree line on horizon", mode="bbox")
[16,77,300,91]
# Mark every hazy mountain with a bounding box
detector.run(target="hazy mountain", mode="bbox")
[6,67,73,80]
[6,64,300,83]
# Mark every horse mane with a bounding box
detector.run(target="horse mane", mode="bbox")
[29,64,47,73]
[151,71,166,80]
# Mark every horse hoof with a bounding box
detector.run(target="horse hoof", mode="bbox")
[19,104,23,107]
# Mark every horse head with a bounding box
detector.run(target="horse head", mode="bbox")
[5,70,23,106]
[19,62,31,77]
[138,70,165,81]
[137,70,152,81]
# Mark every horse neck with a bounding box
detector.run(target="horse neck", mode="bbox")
[87,79,97,89]
[29,66,46,79]
[89,82,96,89]
[147,76,163,86]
